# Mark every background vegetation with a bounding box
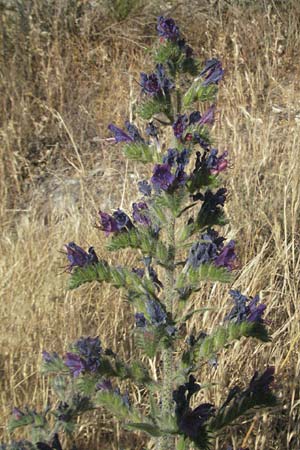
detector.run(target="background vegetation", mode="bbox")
[0,0,299,448]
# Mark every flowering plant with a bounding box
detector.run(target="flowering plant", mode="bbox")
[3,16,276,450]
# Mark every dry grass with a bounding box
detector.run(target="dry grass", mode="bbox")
[1,0,300,449]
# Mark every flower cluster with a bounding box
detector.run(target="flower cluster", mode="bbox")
[187,229,236,271]
[140,64,174,97]
[225,290,266,324]
[173,375,215,445]
[64,336,102,377]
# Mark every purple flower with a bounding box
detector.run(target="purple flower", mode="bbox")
[75,336,102,372]
[193,133,210,151]
[196,188,227,227]
[248,366,275,395]
[64,353,86,377]
[173,114,188,139]
[248,296,266,323]
[173,375,214,442]
[98,211,119,236]
[176,148,189,168]
[163,148,178,166]
[199,105,216,125]
[113,209,134,231]
[206,149,229,175]
[225,290,266,324]
[98,209,133,236]
[125,120,144,142]
[151,164,175,191]
[146,297,167,326]
[42,351,59,364]
[135,312,147,328]
[12,407,24,420]
[189,111,201,125]
[75,336,102,359]
[157,16,180,42]
[187,229,225,268]
[200,58,224,86]
[132,202,151,226]
[108,121,144,144]
[214,240,237,271]
[179,403,215,440]
[140,64,174,96]
[64,242,98,272]
[108,124,133,143]
[138,180,152,197]
[132,267,145,278]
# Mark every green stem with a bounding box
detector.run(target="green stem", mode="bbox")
[158,216,175,450]
[158,84,181,450]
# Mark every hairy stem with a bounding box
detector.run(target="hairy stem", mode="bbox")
[158,215,176,450]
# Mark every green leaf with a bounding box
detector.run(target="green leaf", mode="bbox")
[177,307,217,324]
[177,435,189,450]
[180,57,200,76]
[154,41,182,64]
[138,97,171,120]
[68,260,110,289]
[183,82,218,108]
[199,321,271,360]
[152,189,188,218]
[74,375,98,395]
[186,172,219,194]
[8,415,34,433]
[176,265,233,292]
[106,228,141,251]
[127,422,162,437]
[129,361,153,384]
[135,328,164,358]
[209,387,277,432]
[96,390,130,419]
[123,142,158,163]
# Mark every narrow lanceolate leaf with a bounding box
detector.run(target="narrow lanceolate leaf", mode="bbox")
[8,415,34,432]
[69,261,157,299]
[209,387,277,432]
[106,228,154,254]
[138,97,171,120]
[123,142,158,163]
[176,264,233,293]
[95,390,140,423]
[106,228,141,251]
[199,321,270,359]
[177,435,190,450]
[152,189,188,218]
[68,260,110,289]
[154,41,182,64]
[135,328,164,358]
[126,422,162,437]
[183,82,218,108]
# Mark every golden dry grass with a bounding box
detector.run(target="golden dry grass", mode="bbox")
[1,1,300,449]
